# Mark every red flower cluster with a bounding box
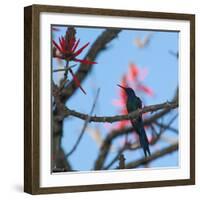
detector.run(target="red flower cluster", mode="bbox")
[53,27,97,94]
[113,63,153,129]
[53,27,97,65]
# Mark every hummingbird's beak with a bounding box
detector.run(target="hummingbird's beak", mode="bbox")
[117,84,126,90]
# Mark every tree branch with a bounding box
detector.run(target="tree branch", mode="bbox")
[65,101,178,123]
[124,142,178,169]
[154,122,178,134]
[53,64,77,73]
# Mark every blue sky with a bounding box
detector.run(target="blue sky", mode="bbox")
[52,26,179,171]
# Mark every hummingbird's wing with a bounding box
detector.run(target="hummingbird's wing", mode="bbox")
[136,96,142,109]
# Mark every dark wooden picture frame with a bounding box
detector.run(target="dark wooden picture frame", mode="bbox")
[24,4,195,194]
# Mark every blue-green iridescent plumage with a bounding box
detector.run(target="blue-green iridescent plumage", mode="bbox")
[117,85,151,157]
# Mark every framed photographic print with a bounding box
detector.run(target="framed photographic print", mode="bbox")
[24,4,195,194]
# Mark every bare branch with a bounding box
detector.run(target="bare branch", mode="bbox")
[53,64,77,73]
[154,122,178,134]
[125,142,178,169]
[168,50,179,59]
[65,101,178,123]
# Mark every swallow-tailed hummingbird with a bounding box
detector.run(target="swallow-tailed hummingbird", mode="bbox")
[117,84,151,157]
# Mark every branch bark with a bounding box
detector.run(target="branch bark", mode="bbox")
[65,101,178,123]
[125,142,178,169]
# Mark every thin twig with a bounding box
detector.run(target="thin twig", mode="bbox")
[168,50,179,59]
[154,122,178,134]
[65,88,100,158]
[59,61,70,92]
[53,64,77,73]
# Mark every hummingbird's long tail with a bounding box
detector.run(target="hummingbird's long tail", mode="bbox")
[131,117,151,157]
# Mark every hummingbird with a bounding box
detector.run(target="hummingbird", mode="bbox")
[117,84,151,157]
